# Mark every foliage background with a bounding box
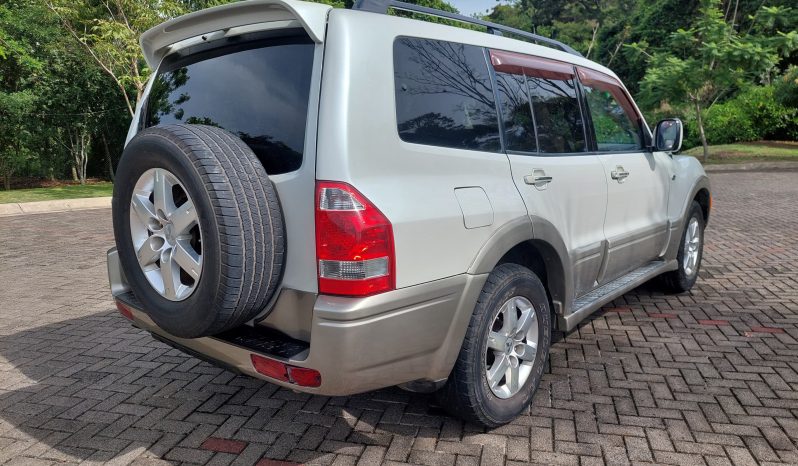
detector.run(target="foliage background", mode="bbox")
[0,0,796,189]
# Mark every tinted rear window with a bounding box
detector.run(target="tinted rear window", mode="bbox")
[393,37,500,152]
[146,35,314,174]
[495,71,536,152]
[527,75,586,153]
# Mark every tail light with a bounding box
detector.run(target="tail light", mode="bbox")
[315,181,395,296]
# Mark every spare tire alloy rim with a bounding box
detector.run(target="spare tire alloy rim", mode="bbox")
[130,168,203,301]
[485,296,538,399]
[683,217,700,277]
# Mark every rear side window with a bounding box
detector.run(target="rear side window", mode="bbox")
[527,75,585,154]
[490,49,586,154]
[393,37,500,152]
[578,68,644,151]
[494,71,536,152]
[146,35,314,174]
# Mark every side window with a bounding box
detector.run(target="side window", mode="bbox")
[579,68,644,151]
[490,49,586,154]
[494,71,536,152]
[527,75,586,154]
[393,37,500,152]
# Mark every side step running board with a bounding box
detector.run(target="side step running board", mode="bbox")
[560,260,677,332]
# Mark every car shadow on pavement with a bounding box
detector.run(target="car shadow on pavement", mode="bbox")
[0,280,673,464]
[0,309,468,464]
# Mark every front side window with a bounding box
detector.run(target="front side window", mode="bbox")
[393,37,500,152]
[579,68,644,151]
[146,34,315,174]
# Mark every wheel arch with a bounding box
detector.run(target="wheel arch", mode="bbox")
[694,187,711,224]
[664,174,710,262]
[467,217,573,318]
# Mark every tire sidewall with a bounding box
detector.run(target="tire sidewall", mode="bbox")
[113,133,222,337]
[675,202,705,290]
[471,267,551,424]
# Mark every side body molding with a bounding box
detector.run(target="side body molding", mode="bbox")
[467,216,573,317]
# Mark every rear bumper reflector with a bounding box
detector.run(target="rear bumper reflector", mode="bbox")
[250,354,321,387]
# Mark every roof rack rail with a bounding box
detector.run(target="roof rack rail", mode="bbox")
[351,0,582,57]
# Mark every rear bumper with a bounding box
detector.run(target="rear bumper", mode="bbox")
[108,248,485,395]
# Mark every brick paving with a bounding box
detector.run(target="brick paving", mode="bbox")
[0,170,797,465]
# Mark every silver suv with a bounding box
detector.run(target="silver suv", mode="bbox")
[108,0,710,427]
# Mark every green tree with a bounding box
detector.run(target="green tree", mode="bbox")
[486,0,638,59]
[0,91,35,190]
[0,0,53,189]
[631,0,798,160]
[46,0,188,117]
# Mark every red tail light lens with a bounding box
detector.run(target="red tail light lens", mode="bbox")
[315,181,395,296]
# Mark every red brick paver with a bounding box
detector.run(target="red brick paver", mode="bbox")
[1,170,797,465]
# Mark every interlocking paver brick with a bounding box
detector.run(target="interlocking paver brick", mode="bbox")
[1,171,798,464]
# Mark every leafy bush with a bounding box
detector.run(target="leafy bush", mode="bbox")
[702,93,761,145]
[658,84,798,150]
[708,85,797,143]
[773,67,798,140]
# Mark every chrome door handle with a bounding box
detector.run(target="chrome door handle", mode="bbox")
[524,175,553,185]
[611,166,630,182]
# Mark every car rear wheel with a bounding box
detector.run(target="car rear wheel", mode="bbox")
[437,263,551,427]
[113,124,285,338]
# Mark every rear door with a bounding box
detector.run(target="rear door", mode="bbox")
[577,67,672,282]
[491,50,608,297]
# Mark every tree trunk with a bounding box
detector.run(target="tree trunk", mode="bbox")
[81,132,90,185]
[3,173,10,191]
[102,133,115,182]
[45,138,55,181]
[70,165,78,182]
[694,100,710,162]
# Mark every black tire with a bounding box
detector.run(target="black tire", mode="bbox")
[112,124,285,338]
[437,263,551,427]
[660,201,704,293]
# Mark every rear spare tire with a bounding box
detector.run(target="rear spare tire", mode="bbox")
[112,124,285,338]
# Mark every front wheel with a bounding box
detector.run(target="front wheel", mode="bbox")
[437,263,551,427]
[660,201,705,293]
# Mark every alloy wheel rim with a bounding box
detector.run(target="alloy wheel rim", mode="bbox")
[682,217,700,277]
[129,168,203,301]
[485,296,539,399]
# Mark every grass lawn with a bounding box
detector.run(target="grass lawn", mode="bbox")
[0,182,113,204]
[683,141,798,164]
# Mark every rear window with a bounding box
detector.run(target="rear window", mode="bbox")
[526,76,586,154]
[393,37,500,152]
[489,49,586,154]
[145,34,314,174]
[494,71,536,152]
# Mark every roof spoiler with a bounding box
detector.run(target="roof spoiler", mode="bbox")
[140,0,331,67]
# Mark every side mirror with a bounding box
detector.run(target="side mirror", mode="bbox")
[654,118,683,153]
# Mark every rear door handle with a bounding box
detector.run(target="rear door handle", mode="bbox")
[524,175,553,185]
[611,166,630,182]
[524,169,553,188]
